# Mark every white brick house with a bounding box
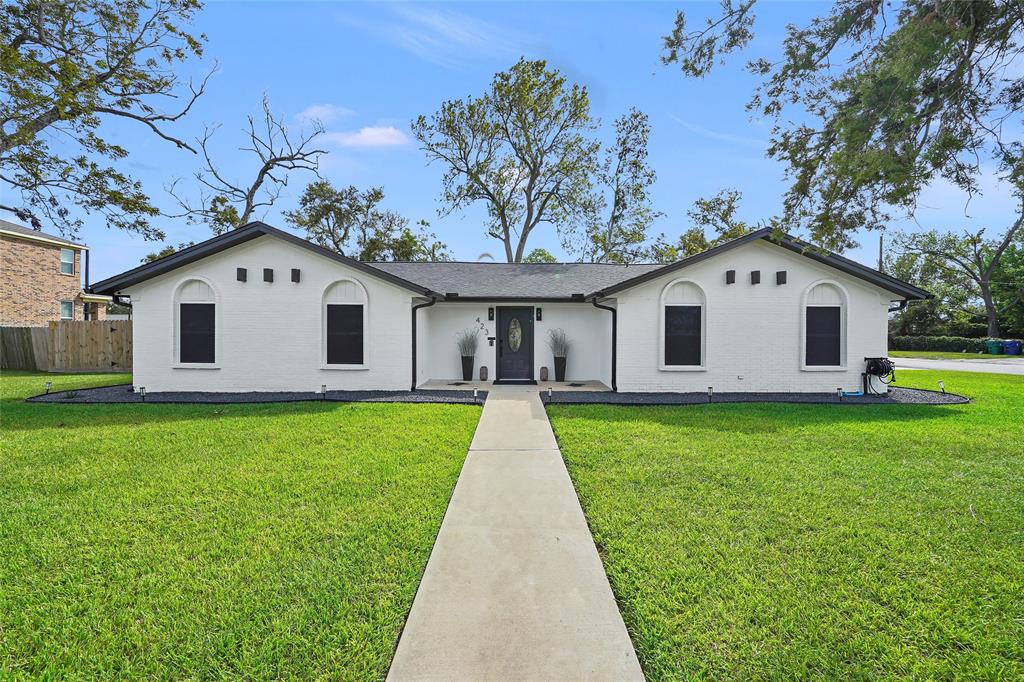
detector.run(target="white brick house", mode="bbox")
[89,222,929,394]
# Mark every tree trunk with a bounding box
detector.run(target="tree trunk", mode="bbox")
[979,281,1000,337]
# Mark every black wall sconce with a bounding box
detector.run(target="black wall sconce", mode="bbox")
[488,307,494,321]
[751,270,761,285]
[291,268,300,283]
[236,267,247,282]
[776,270,787,285]
[263,268,273,282]
[726,270,736,284]
[536,307,542,321]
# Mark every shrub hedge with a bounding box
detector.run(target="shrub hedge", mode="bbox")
[889,335,989,353]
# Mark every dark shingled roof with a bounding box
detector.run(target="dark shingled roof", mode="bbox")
[0,218,85,248]
[368,261,665,299]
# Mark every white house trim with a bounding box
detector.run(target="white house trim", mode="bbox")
[658,278,707,372]
[321,277,370,370]
[799,278,849,372]
[171,275,221,370]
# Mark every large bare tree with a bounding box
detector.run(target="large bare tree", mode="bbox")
[0,0,210,239]
[169,95,326,234]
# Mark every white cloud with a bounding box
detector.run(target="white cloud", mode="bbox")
[670,115,767,148]
[339,5,521,69]
[295,104,354,125]
[323,126,410,148]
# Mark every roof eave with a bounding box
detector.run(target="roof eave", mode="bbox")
[88,222,436,296]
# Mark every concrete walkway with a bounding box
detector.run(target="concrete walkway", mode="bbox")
[895,356,1024,375]
[387,386,644,681]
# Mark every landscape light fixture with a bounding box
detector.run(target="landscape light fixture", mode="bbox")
[548,387,553,400]
[473,388,479,401]
[321,384,327,400]
[139,387,146,402]
[707,386,713,402]
[44,381,52,394]
[938,380,945,394]
[837,387,843,400]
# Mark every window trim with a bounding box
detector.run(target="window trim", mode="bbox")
[321,278,369,370]
[59,300,74,320]
[171,276,220,369]
[59,248,75,276]
[658,278,707,372]
[800,279,848,372]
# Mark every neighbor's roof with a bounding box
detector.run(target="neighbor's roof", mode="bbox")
[88,221,930,301]
[0,219,86,249]
[369,261,664,300]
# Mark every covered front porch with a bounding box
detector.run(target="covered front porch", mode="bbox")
[414,300,615,389]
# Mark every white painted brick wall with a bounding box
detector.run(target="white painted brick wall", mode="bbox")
[125,235,414,392]
[615,240,891,393]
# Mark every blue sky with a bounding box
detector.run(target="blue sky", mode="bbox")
[10,1,1015,281]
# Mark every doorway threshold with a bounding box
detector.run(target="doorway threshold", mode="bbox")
[492,379,538,386]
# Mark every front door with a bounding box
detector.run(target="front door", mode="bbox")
[497,307,534,381]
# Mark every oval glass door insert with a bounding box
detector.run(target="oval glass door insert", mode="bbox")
[508,318,523,352]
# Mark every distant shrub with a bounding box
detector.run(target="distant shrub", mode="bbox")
[889,335,990,353]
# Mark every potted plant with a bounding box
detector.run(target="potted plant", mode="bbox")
[548,328,571,382]
[456,329,479,381]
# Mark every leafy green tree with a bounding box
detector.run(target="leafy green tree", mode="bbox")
[284,180,449,262]
[582,108,662,263]
[662,1,1024,252]
[169,96,326,234]
[885,245,981,337]
[0,0,209,240]
[523,248,557,263]
[142,242,194,263]
[412,58,599,262]
[894,229,1019,337]
[650,188,756,262]
[990,240,1024,337]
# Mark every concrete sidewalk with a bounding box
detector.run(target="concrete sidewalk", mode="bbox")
[387,387,644,681]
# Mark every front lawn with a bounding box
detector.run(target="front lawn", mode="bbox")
[0,371,480,680]
[549,371,1024,679]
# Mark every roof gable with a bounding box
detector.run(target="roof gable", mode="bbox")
[0,219,86,249]
[88,222,437,296]
[590,228,930,300]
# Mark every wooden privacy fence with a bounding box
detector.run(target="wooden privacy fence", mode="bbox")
[1,320,132,372]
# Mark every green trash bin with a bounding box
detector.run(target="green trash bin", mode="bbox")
[985,339,1003,355]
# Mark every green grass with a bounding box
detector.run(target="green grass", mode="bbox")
[0,371,480,680]
[889,350,1010,360]
[549,371,1024,680]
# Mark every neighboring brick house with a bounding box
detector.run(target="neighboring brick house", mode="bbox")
[0,219,111,326]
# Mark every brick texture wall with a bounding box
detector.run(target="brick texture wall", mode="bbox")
[0,235,86,326]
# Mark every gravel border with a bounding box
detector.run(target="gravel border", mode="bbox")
[27,384,486,405]
[541,386,968,406]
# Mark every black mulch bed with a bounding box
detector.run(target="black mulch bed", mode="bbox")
[27,384,486,405]
[542,386,968,406]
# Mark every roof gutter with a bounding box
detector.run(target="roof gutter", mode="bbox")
[590,297,617,392]
[411,296,437,390]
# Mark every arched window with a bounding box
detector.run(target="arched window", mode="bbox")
[174,278,216,365]
[802,281,847,368]
[660,280,706,369]
[323,279,368,368]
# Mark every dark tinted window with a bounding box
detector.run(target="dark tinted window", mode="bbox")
[180,303,215,363]
[806,306,841,365]
[327,304,363,365]
[665,305,701,366]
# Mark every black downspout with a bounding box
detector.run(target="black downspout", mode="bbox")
[591,297,617,392]
[84,249,90,290]
[411,296,437,390]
